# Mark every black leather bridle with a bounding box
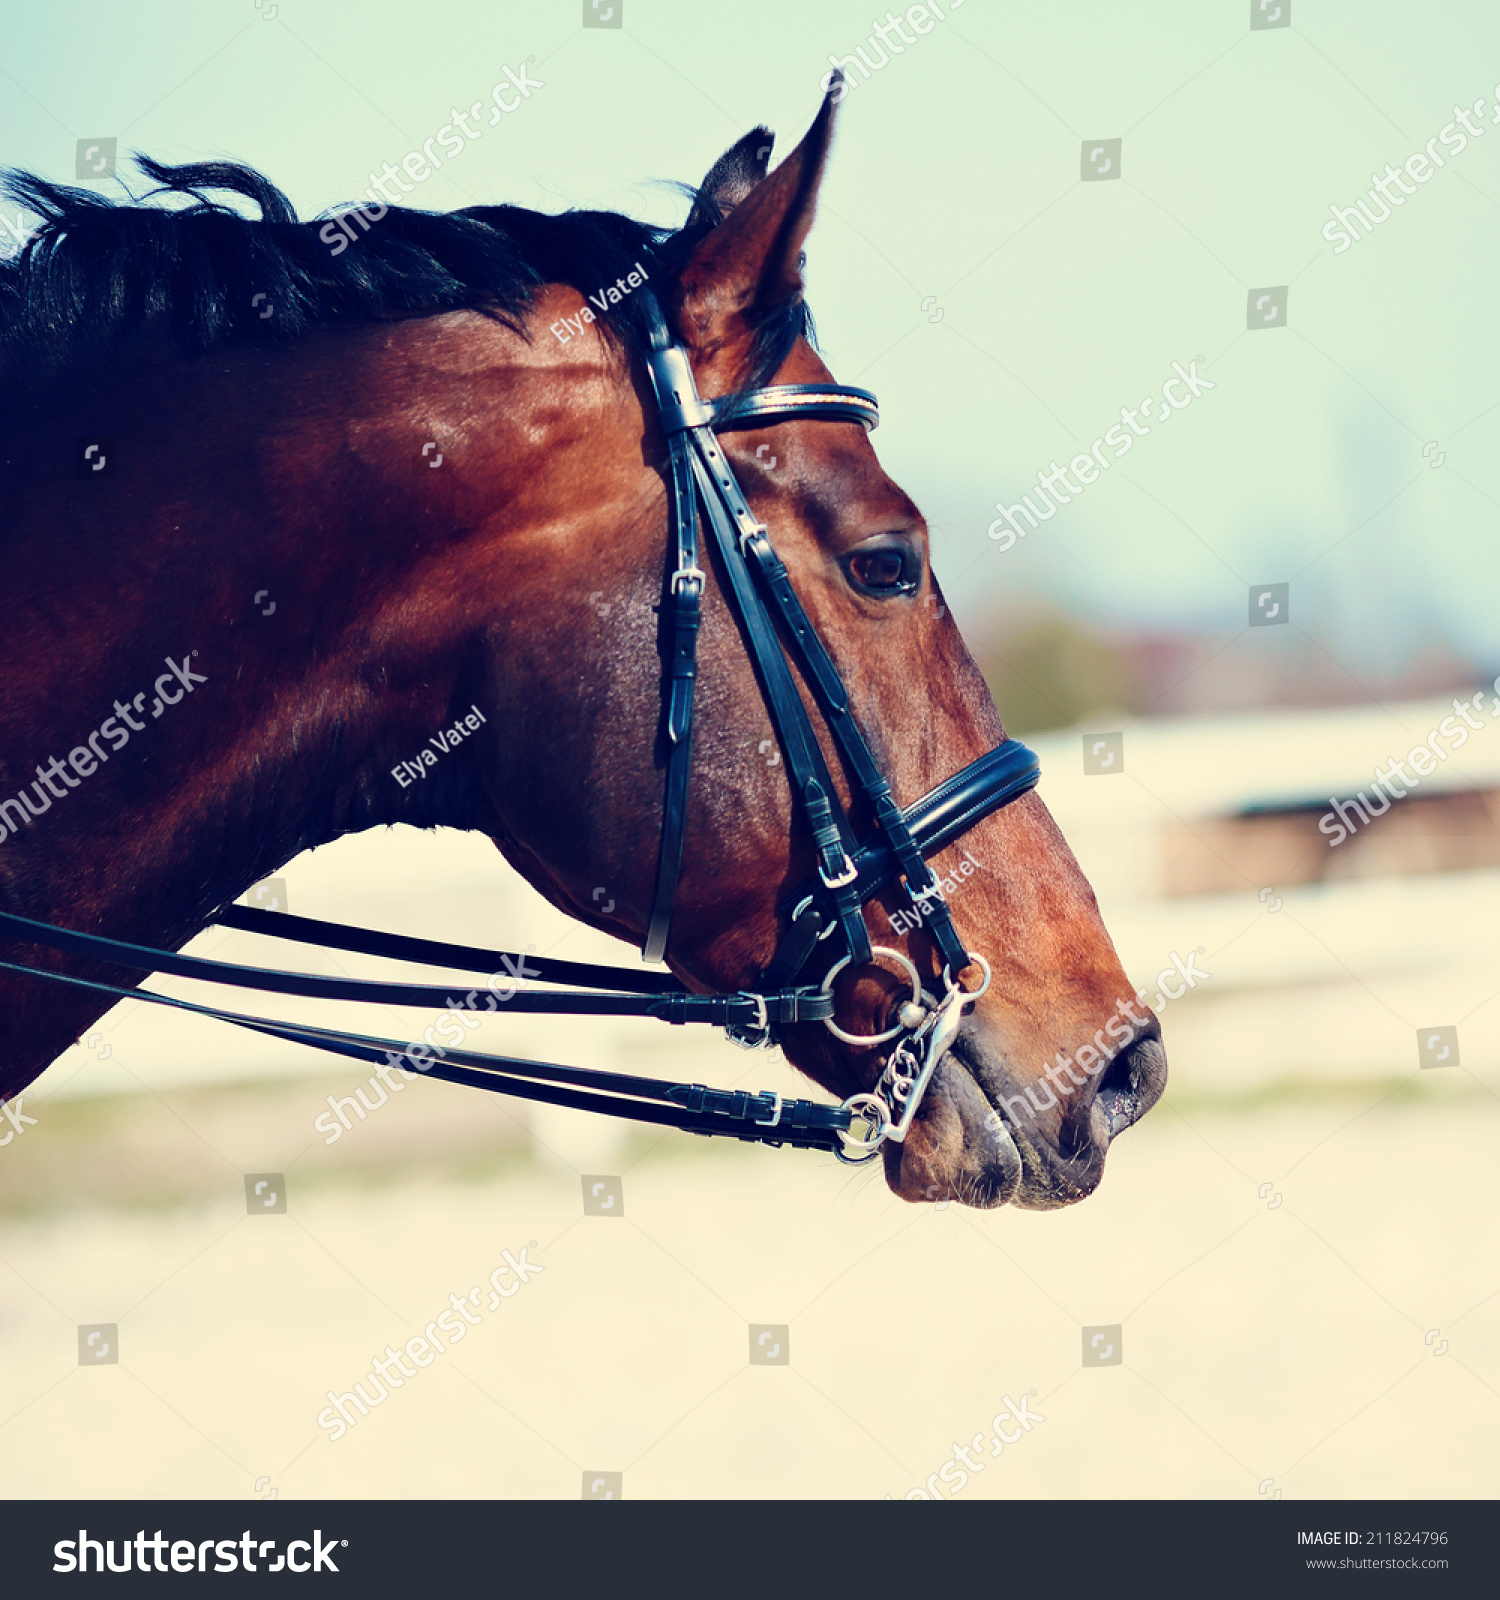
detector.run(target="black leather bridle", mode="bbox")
[0,291,1040,1163]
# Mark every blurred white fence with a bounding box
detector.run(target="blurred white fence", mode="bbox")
[33,690,1500,1122]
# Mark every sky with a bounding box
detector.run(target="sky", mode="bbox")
[3,0,1499,695]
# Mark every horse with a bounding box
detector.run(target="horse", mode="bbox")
[0,86,1165,1210]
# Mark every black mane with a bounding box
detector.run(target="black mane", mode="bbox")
[0,140,810,388]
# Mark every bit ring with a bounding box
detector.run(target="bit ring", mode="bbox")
[834,1092,891,1162]
[820,945,924,1046]
[942,951,992,1001]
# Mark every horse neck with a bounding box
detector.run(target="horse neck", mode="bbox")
[0,310,631,942]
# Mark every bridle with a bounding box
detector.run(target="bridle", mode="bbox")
[0,289,1040,1165]
[633,290,1039,1154]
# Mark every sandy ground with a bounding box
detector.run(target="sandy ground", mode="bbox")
[4,826,1495,1500]
[1,1056,1495,1501]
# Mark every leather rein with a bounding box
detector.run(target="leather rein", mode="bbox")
[0,291,1040,1165]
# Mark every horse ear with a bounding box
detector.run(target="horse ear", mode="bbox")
[682,127,776,232]
[673,87,839,376]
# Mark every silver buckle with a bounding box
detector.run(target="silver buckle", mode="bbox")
[819,852,858,890]
[725,991,771,1050]
[752,1091,783,1128]
[671,565,705,594]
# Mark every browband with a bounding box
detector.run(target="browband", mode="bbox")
[706,385,879,433]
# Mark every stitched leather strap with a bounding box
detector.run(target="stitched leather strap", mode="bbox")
[0,910,833,1025]
[0,954,848,1152]
[683,422,874,966]
[707,385,878,433]
[734,522,971,977]
[642,332,705,963]
[217,904,682,993]
[762,739,1042,988]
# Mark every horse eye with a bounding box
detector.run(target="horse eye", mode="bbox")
[846,548,917,596]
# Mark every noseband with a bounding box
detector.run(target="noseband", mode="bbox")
[0,292,1040,1164]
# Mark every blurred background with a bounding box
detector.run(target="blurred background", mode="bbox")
[1,0,1497,1500]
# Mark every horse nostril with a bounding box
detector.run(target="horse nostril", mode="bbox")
[1091,1035,1163,1139]
[1094,1059,1140,1138]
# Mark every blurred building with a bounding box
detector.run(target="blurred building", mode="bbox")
[1029,690,1500,1090]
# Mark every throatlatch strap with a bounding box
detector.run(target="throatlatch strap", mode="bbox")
[642,420,703,963]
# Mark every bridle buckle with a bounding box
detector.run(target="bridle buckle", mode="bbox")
[819,852,859,891]
[737,521,770,557]
[725,991,771,1050]
[671,564,705,594]
[752,1091,783,1128]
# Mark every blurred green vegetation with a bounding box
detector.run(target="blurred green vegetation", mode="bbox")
[971,613,1139,735]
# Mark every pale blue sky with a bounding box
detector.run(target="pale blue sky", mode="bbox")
[4,0,1498,690]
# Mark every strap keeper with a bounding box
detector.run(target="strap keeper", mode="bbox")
[646,344,712,432]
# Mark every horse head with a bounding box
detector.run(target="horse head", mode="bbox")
[0,88,1164,1208]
